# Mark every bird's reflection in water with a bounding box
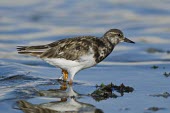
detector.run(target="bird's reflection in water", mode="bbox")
[17,81,103,113]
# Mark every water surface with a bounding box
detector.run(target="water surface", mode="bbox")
[0,0,170,113]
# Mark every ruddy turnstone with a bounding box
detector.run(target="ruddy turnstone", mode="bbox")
[17,29,134,84]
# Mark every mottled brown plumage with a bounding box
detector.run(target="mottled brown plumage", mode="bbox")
[17,36,113,63]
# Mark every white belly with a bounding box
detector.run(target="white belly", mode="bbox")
[43,54,96,72]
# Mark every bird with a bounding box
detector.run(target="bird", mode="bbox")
[17,29,135,85]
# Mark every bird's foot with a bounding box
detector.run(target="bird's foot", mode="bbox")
[62,69,68,81]
[60,81,67,90]
[68,79,73,85]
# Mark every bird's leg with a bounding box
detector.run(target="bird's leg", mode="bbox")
[68,79,73,85]
[60,81,67,90]
[62,69,68,81]
[68,73,75,85]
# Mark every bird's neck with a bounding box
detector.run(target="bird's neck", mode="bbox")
[101,36,115,48]
[94,37,114,63]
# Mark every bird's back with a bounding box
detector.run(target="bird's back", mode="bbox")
[17,36,112,62]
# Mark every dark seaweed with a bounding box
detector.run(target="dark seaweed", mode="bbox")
[91,83,134,101]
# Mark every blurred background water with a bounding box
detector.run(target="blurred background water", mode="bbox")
[0,0,170,113]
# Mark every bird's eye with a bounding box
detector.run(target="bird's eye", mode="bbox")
[117,34,121,36]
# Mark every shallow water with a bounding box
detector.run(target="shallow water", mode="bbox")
[0,0,170,113]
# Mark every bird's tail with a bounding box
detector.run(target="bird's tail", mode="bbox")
[17,45,49,57]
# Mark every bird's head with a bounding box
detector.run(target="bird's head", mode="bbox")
[103,29,135,45]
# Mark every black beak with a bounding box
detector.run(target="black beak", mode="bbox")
[123,37,135,44]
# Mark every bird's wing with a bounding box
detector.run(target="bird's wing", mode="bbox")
[40,36,99,61]
[17,36,102,61]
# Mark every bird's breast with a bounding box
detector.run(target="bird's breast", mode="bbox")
[94,45,113,63]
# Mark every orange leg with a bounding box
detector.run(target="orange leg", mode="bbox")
[62,69,68,81]
[60,81,67,90]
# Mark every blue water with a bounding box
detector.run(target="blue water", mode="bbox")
[0,0,170,113]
